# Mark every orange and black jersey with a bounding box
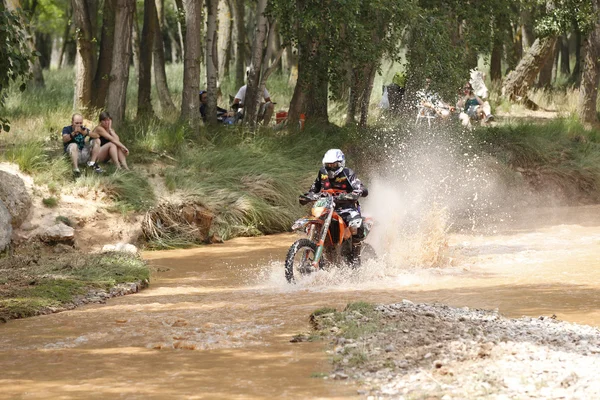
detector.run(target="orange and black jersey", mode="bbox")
[308,167,368,204]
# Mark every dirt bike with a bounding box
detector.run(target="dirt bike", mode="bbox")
[284,189,374,283]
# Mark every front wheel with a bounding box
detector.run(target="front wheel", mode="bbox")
[285,239,321,283]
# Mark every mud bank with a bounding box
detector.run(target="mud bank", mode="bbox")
[309,301,600,399]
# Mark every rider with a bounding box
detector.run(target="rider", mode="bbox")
[306,149,369,264]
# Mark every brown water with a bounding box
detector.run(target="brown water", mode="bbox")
[1,206,600,399]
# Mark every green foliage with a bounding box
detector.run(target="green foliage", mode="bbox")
[4,141,48,173]
[269,0,415,107]
[99,170,157,212]
[55,215,73,226]
[536,0,597,37]
[0,6,36,132]
[162,125,357,240]
[42,196,59,207]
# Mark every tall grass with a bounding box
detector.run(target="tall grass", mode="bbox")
[4,66,600,247]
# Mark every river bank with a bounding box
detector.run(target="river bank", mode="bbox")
[310,301,600,399]
[0,245,150,322]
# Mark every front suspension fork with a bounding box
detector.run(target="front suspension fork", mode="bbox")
[312,211,333,268]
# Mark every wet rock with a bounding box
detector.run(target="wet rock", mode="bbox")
[208,233,224,244]
[101,242,138,254]
[290,334,309,343]
[0,170,32,228]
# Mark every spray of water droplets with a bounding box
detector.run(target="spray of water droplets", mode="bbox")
[251,122,519,291]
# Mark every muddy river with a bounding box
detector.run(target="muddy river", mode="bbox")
[1,206,599,399]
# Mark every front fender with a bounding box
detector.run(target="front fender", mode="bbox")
[291,217,321,231]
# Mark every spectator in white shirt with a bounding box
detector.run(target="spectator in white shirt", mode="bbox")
[232,85,275,125]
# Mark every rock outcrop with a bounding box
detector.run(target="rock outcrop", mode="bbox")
[39,223,75,245]
[0,170,32,228]
[0,199,12,252]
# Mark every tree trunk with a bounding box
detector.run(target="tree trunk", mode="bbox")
[505,22,523,73]
[560,34,570,75]
[243,0,268,127]
[537,41,556,88]
[131,6,141,79]
[106,0,135,127]
[287,71,305,128]
[27,41,44,88]
[345,71,359,127]
[153,0,176,113]
[218,0,232,79]
[520,9,535,50]
[490,37,503,82]
[302,40,329,125]
[578,0,600,124]
[72,0,96,110]
[502,36,558,101]
[358,65,376,128]
[174,0,186,54]
[58,6,72,68]
[206,0,219,125]
[169,30,179,62]
[92,0,115,109]
[137,0,157,118]
[180,0,203,125]
[570,21,582,85]
[232,0,245,89]
[268,20,281,74]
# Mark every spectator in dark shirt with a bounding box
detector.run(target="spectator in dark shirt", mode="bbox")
[62,113,101,177]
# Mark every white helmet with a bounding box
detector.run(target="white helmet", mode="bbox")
[322,149,345,179]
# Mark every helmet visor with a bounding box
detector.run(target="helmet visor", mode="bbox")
[324,162,341,171]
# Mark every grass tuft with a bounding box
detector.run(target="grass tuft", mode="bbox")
[42,197,59,208]
[0,249,149,320]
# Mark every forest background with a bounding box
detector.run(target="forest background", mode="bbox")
[1,0,600,248]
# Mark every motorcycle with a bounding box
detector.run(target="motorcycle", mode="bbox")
[284,189,374,283]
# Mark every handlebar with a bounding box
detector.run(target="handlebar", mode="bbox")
[298,190,360,205]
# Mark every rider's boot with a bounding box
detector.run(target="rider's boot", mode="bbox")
[351,240,362,268]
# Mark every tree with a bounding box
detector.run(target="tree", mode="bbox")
[205,0,219,125]
[92,0,115,109]
[138,0,158,118]
[0,4,36,131]
[232,0,245,89]
[502,36,557,101]
[180,0,202,125]
[72,0,97,111]
[217,0,232,79]
[153,0,176,114]
[243,0,268,127]
[106,0,135,127]
[578,0,600,124]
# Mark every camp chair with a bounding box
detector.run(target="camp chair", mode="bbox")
[415,105,437,127]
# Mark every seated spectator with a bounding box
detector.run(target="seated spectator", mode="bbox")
[91,111,130,170]
[199,90,233,123]
[232,84,275,125]
[62,113,101,177]
[456,83,494,128]
[416,78,454,120]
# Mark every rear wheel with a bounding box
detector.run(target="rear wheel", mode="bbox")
[285,239,321,283]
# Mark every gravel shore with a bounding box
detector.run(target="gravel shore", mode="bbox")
[311,300,600,399]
